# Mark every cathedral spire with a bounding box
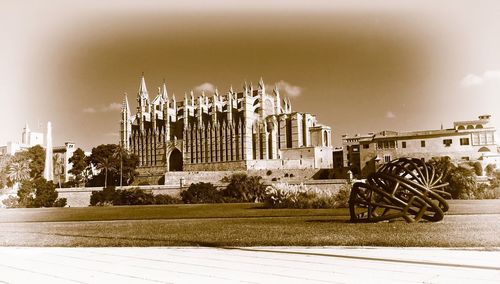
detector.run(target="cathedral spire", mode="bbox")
[161,80,168,100]
[259,77,265,89]
[122,93,130,114]
[138,73,148,98]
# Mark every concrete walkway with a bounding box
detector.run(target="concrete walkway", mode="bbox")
[0,247,499,283]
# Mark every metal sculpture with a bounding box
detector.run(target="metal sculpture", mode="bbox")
[349,158,451,223]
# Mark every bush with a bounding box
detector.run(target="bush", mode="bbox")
[114,188,155,205]
[17,178,60,208]
[2,195,19,208]
[485,164,496,177]
[90,186,117,206]
[472,162,483,176]
[154,194,181,205]
[222,174,266,202]
[448,166,477,199]
[181,182,223,204]
[262,183,350,209]
[333,184,351,208]
[90,186,182,206]
[53,198,67,207]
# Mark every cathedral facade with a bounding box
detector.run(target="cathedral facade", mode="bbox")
[120,75,333,173]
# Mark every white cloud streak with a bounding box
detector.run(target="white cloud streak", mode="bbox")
[82,107,96,113]
[194,82,216,94]
[386,111,396,119]
[461,70,500,87]
[266,80,302,97]
[82,102,121,113]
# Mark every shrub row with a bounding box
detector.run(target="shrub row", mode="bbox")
[90,187,180,206]
[90,174,351,209]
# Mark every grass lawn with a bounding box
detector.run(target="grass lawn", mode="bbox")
[1,200,499,247]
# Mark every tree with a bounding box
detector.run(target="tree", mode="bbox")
[22,145,45,179]
[0,155,13,189]
[7,160,30,186]
[68,148,88,185]
[448,166,477,199]
[485,164,496,177]
[88,144,139,187]
[17,178,60,208]
[89,144,119,188]
[223,174,266,202]
[472,161,483,176]
[17,179,36,207]
[427,156,455,180]
[121,152,139,186]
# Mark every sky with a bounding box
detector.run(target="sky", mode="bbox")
[1,0,500,151]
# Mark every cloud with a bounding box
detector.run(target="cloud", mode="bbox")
[105,132,119,137]
[386,111,396,119]
[82,107,96,113]
[101,102,122,112]
[194,82,216,94]
[266,80,302,97]
[461,70,500,87]
[82,102,121,113]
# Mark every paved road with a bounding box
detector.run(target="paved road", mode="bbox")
[0,247,499,283]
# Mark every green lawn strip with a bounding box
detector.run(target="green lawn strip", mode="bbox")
[0,203,348,223]
[1,215,499,247]
[2,200,500,224]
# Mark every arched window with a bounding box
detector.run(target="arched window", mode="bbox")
[467,125,475,129]
[323,131,328,146]
[476,125,483,129]
[478,146,491,152]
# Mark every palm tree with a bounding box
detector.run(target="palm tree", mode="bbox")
[95,156,116,188]
[7,160,31,187]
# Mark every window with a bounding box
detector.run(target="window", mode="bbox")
[377,140,396,149]
[461,156,470,161]
[363,144,369,149]
[421,140,426,147]
[384,155,391,163]
[443,139,452,147]
[460,138,470,145]
[401,141,406,148]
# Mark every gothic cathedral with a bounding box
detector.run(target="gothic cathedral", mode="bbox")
[120,75,333,173]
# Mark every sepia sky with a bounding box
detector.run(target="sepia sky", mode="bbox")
[1,0,500,151]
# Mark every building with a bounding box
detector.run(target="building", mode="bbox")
[120,75,333,175]
[342,115,499,177]
[0,123,44,156]
[53,142,77,183]
[0,123,78,182]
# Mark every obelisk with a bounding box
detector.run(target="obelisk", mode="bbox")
[43,121,53,181]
